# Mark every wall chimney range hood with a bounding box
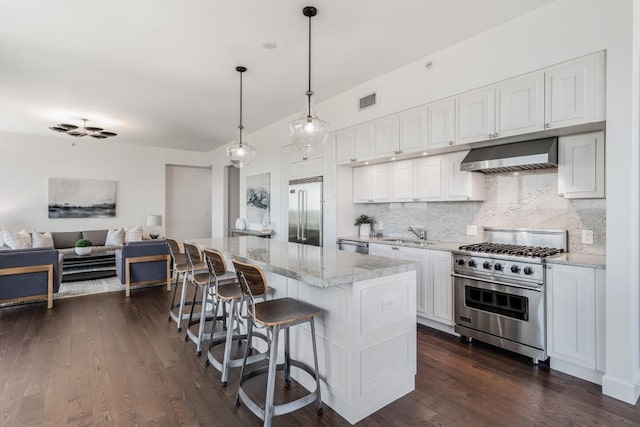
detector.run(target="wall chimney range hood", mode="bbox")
[460,137,558,173]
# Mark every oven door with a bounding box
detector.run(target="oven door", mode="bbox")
[453,273,545,352]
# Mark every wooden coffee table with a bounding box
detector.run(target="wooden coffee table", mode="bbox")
[62,251,117,282]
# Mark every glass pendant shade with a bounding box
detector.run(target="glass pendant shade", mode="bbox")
[226,141,256,168]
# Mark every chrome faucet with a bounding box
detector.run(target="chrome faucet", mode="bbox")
[408,226,426,240]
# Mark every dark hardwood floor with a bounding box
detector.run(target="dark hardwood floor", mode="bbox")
[1,287,639,426]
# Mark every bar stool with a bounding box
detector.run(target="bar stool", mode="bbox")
[169,241,206,332]
[167,238,187,329]
[184,247,236,355]
[233,260,323,426]
[205,257,269,387]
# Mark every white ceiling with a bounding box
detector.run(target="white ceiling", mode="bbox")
[0,0,555,152]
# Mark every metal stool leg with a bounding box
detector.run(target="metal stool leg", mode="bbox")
[195,283,210,355]
[264,325,280,427]
[186,284,198,341]
[168,271,181,321]
[284,327,291,388]
[310,318,323,414]
[176,273,188,332]
[220,299,238,386]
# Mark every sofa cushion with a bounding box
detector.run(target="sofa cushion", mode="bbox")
[52,231,83,249]
[32,231,54,248]
[116,240,169,285]
[105,228,125,246]
[0,247,62,297]
[3,229,32,249]
[82,230,108,246]
[124,225,143,243]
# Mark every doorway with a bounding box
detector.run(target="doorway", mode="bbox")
[226,165,240,235]
[165,164,212,240]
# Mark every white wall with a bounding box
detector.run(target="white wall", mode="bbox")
[0,132,211,236]
[165,164,212,240]
[210,0,640,403]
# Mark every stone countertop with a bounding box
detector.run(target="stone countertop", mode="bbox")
[338,235,463,252]
[227,229,276,237]
[187,236,417,288]
[546,253,606,269]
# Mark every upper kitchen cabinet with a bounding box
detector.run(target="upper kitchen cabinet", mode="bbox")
[495,72,545,137]
[545,52,606,129]
[400,107,428,154]
[391,156,444,202]
[375,115,401,157]
[336,122,376,165]
[443,151,485,201]
[427,98,455,150]
[558,131,605,199]
[352,163,392,203]
[455,86,495,144]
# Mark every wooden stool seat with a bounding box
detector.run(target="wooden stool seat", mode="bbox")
[251,297,320,327]
[216,283,243,300]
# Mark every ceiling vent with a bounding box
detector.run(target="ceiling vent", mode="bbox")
[358,92,376,111]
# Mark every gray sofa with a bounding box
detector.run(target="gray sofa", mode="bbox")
[52,229,121,255]
[115,240,171,297]
[0,247,63,308]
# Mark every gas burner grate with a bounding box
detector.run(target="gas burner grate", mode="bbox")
[459,242,565,258]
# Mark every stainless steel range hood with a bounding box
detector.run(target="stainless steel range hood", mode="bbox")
[460,137,558,173]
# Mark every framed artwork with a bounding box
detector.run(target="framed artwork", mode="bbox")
[48,177,117,218]
[246,173,270,226]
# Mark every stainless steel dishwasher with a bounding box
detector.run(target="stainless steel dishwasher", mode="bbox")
[337,239,369,254]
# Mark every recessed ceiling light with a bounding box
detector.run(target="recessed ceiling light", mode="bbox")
[391,157,396,161]
[364,161,369,165]
[422,152,427,156]
[262,42,278,50]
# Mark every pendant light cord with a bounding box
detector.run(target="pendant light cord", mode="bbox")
[307,12,312,118]
[239,68,244,146]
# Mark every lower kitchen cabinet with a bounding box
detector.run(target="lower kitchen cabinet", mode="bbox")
[369,244,454,330]
[546,263,606,384]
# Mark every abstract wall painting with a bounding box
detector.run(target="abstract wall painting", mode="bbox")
[48,178,117,218]
[246,173,270,226]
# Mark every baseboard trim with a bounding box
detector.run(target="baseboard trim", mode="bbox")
[602,370,640,404]
[550,358,603,385]
[417,316,458,336]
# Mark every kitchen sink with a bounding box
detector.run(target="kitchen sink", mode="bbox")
[378,237,435,246]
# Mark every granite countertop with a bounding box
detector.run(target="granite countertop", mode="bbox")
[228,229,276,236]
[338,235,463,252]
[546,253,606,269]
[187,236,418,288]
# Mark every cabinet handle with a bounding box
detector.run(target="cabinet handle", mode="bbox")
[449,141,455,145]
[394,150,401,155]
[392,246,399,250]
[545,123,551,129]
[350,158,357,162]
[302,157,308,161]
[494,132,500,137]
[488,134,494,138]
[558,193,565,198]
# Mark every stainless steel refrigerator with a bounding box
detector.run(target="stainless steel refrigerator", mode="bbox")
[288,176,323,247]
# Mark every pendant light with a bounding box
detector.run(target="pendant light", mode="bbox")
[288,6,329,153]
[226,66,256,168]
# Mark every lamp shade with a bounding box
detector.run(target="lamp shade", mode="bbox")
[146,214,162,227]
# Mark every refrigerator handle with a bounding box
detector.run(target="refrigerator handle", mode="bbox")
[302,189,308,241]
[297,190,302,240]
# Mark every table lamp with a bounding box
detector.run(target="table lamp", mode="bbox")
[146,214,162,239]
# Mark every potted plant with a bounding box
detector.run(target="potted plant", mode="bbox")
[354,214,374,237]
[75,239,93,256]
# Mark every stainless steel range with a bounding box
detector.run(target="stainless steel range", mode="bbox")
[452,227,567,364]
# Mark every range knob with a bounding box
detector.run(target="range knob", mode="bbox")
[494,263,503,271]
[511,265,521,273]
[457,259,466,266]
[468,260,477,268]
[483,261,492,270]
[524,266,534,275]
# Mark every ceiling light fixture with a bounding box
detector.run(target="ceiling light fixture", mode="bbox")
[226,66,256,168]
[49,118,117,139]
[289,6,329,154]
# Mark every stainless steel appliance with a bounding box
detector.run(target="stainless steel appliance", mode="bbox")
[337,239,369,254]
[289,176,323,247]
[452,227,567,363]
[460,137,558,173]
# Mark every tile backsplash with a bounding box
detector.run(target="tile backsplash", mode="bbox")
[359,169,605,255]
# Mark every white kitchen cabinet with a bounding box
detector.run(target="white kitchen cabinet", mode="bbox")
[290,157,323,180]
[495,72,545,137]
[443,151,485,201]
[545,52,606,129]
[400,107,428,154]
[558,131,605,199]
[391,160,416,202]
[352,163,392,203]
[415,156,444,201]
[427,98,455,150]
[336,123,376,165]
[455,86,495,144]
[429,250,454,325]
[547,264,605,377]
[369,243,429,316]
[375,115,400,157]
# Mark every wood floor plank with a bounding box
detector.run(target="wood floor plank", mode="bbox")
[1,291,639,426]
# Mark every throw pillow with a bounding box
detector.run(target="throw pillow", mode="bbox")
[124,225,143,243]
[3,229,32,249]
[32,230,54,248]
[0,229,4,247]
[105,227,125,246]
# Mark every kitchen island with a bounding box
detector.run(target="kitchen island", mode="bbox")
[188,236,418,424]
